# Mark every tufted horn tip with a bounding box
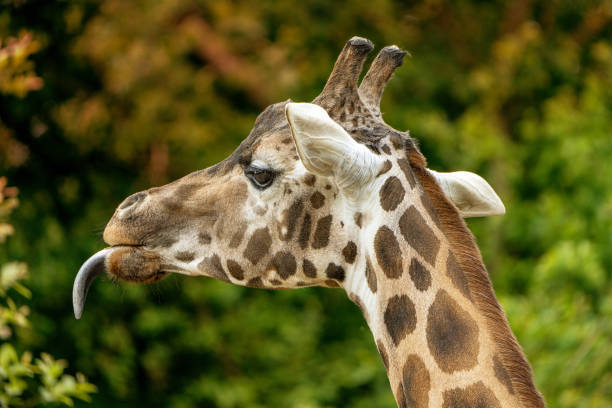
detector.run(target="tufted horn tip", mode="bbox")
[314,36,375,109]
[380,45,410,66]
[358,44,410,117]
[347,36,375,54]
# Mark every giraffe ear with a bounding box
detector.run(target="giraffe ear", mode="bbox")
[285,102,383,192]
[428,170,506,217]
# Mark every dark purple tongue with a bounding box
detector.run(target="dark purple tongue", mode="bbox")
[72,248,113,319]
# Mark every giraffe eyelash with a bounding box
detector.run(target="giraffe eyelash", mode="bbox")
[244,165,279,190]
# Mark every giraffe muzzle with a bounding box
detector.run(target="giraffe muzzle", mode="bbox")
[73,246,163,319]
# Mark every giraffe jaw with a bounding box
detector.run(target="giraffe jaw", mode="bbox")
[72,246,166,319]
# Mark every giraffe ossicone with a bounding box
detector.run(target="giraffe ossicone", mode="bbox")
[73,36,546,408]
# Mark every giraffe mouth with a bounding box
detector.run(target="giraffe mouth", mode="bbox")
[72,245,166,319]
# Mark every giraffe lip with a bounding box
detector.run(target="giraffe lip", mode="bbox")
[73,246,164,320]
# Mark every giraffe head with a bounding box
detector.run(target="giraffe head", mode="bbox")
[73,37,504,318]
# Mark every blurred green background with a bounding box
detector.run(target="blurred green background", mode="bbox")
[1,0,612,407]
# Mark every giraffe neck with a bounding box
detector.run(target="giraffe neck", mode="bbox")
[347,250,520,408]
[342,165,545,408]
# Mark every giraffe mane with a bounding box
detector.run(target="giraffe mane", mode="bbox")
[406,144,547,408]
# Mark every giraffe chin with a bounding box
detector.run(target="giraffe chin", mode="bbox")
[72,246,165,320]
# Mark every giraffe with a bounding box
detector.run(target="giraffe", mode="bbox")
[73,37,547,407]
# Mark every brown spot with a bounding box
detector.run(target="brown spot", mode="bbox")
[198,232,212,245]
[397,158,416,188]
[342,241,357,264]
[396,385,407,408]
[426,289,479,373]
[354,212,362,228]
[442,381,501,408]
[420,194,440,227]
[244,227,272,265]
[384,294,417,345]
[312,215,333,249]
[447,252,472,300]
[493,354,515,395]
[298,213,312,249]
[303,259,317,278]
[279,200,304,241]
[282,137,292,144]
[390,133,404,150]
[304,174,317,186]
[377,160,393,177]
[174,251,195,263]
[230,181,249,205]
[381,144,392,154]
[150,235,178,248]
[269,251,297,279]
[270,279,282,286]
[229,223,247,248]
[215,216,226,238]
[296,281,309,287]
[400,354,431,408]
[198,254,230,282]
[374,226,403,279]
[226,260,245,280]
[380,176,405,211]
[325,263,345,282]
[409,258,431,291]
[365,256,377,293]
[325,184,332,190]
[399,206,440,266]
[246,277,263,288]
[376,340,389,371]
[310,191,325,209]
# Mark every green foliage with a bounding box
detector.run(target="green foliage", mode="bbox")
[0,181,96,407]
[0,32,42,98]
[1,0,612,407]
[0,32,36,169]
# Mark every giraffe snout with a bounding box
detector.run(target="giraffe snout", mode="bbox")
[104,190,153,246]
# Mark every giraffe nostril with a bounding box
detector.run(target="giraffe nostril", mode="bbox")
[119,192,146,210]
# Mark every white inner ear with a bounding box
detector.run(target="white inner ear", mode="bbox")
[285,102,384,193]
[428,169,506,218]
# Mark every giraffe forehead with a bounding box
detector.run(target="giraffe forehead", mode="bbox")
[251,129,299,167]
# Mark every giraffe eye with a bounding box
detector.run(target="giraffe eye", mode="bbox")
[245,165,277,189]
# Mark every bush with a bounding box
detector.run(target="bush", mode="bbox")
[0,178,96,407]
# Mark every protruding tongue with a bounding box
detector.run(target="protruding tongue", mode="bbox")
[73,248,114,319]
